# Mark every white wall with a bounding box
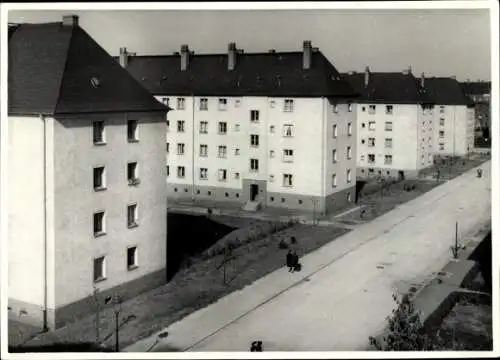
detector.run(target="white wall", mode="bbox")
[52,112,167,307]
[416,106,435,170]
[161,95,328,197]
[356,103,421,173]
[324,99,357,195]
[8,115,56,311]
[433,105,475,156]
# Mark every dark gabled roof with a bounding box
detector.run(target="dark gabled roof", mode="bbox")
[341,72,433,105]
[425,77,473,106]
[8,22,167,116]
[459,81,491,96]
[122,51,358,98]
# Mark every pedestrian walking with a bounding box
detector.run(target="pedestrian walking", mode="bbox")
[292,250,301,272]
[286,250,294,272]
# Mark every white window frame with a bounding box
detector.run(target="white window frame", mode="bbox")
[269,125,275,133]
[346,169,352,183]
[127,120,139,142]
[368,154,375,164]
[127,162,139,185]
[127,203,138,228]
[332,149,338,163]
[283,174,293,187]
[250,134,259,147]
[439,130,445,138]
[346,146,352,160]
[283,149,294,163]
[93,256,106,282]
[333,104,339,113]
[127,246,138,269]
[177,166,185,178]
[368,121,376,131]
[250,110,260,123]
[385,121,393,131]
[218,169,227,182]
[93,120,105,145]
[348,103,353,112]
[368,105,376,115]
[218,145,227,158]
[177,120,185,133]
[347,122,352,136]
[93,166,106,191]
[385,138,393,148]
[250,158,259,172]
[270,150,275,158]
[200,144,208,157]
[93,211,106,237]
[200,121,208,134]
[333,124,338,138]
[384,155,393,165]
[218,122,227,135]
[368,138,375,147]
[332,173,337,187]
[199,168,208,180]
[177,97,185,110]
[283,124,294,137]
[200,98,208,111]
[385,105,393,115]
[284,99,294,112]
[177,143,185,155]
[218,98,228,111]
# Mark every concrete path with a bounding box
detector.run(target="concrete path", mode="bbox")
[126,161,491,352]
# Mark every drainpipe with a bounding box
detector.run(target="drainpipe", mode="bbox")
[191,94,195,205]
[320,98,325,216]
[41,114,48,332]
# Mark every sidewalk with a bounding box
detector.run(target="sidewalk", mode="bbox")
[125,161,491,352]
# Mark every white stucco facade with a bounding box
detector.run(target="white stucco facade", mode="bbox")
[433,105,475,156]
[8,113,167,327]
[355,103,434,179]
[158,95,356,212]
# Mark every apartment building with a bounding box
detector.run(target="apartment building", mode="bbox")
[343,67,435,180]
[120,41,358,213]
[460,80,491,131]
[425,77,475,156]
[8,16,169,330]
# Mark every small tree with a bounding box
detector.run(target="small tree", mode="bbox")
[369,293,435,351]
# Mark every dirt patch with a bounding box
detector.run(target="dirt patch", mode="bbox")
[17,224,349,351]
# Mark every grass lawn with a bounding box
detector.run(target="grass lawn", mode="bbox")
[431,154,490,181]
[339,179,443,223]
[18,223,349,351]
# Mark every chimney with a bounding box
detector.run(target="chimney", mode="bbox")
[180,44,190,71]
[228,42,237,71]
[62,15,79,27]
[420,72,425,88]
[403,65,412,75]
[451,75,457,80]
[119,47,129,68]
[364,66,370,87]
[303,40,312,70]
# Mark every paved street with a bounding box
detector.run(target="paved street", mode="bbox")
[126,161,491,352]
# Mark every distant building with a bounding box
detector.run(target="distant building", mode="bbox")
[119,41,358,214]
[343,67,435,180]
[425,77,475,156]
[460,81,491,131]
[8,15,169,330]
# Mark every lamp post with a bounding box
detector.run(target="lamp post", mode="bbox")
[105,294,123,352]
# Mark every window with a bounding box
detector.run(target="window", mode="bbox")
[385,105,393,115]
[284,99,294,112]
[269,125,275,133]
[283,174,293,187]
[385,138,393,148]
[218,145,227,158]
[362,106,366,112]
[368,105,376,114]
[333,104,339,113]
[346,169,352,183]
[127,247,138,269]
[127,162,139,185]
[333,124,338,138]
[348,102,353,112]
[368,138,375,147]
[283,149,294,162]
[439,143,445,150]
[439,105,445,114]
[93,167,105,191]
[235,99,241,107]
[361,139,365,144]
[361,123,366,128]
[270,150,275,158]
[439,118,445,126]
[177,143,185,155]
[250,158,259,172]
[332,149,338,163]
[199,168,208,180]
[166,165,169,177]
[250,134,259,147]
[177,97,185,110]
[127,120,138,142]
[177,166,185,178]
[384,155,393,165]
[234,172,240,180]
[166,120,170,132]
[177,121,185,133]
[166,142,170,153]
[234,124,240,132]
[346,146,352,159]
[347,122,352,136]
[93,256,106,282]
[218,98,227,111]
[200,98,208,111]
[368,121,376,131]
[93,120,105,144]
[368,154,375,164]
[127,204,138,228]
[93,211,105,236]
[235,148,240,156]
[385,121,393,131]
[200,121,208,134]
[218,169,227,181]
[332,174,337,187]
[270,100,276,108]
[218,122,227,135]
[200,144,208,157]
[283,124,294,137]
[250,110,260,123]
[439,130,445,138]
[269,175,275,182]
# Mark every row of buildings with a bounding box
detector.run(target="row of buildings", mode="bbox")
[117,40,477,214]
[7,15,487,330]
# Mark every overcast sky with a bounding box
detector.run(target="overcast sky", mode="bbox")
[8,8,491,81]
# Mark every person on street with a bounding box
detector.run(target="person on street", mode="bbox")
[286,249,294,272]
[292,250,301,272]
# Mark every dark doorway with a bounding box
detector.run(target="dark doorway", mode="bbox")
[250,184,259,201]
[398,171,405,181]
